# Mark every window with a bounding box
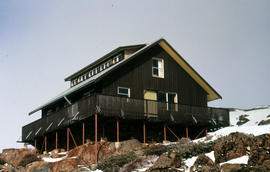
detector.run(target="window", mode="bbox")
[118,87,130,97]
[152,58,164,78]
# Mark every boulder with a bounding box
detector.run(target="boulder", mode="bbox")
[221,164,247,172]
[236,115,249,126]
[0,157,6,165]
[263,160,270,170]
[214,132,252,163]
[52,158,81,172]
[0,148,40,167]
[248,134,270,166]
[248,147,270,166]
[119,139,141,153]
[25,161,53,172]
[148,152,182,171]
[258,119,270,126]
[68,141,116,166]
[120,155,159,172]
[190,154,218,172]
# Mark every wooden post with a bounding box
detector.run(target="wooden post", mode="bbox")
[82,122,85,144]
[186,127,189,138]
[205,128,208,136]
[67,128,69,151]
[56,132,58,150]
[34,139,37,152]
[143,122,146,144]
[95,113,98,164]
[117,119,119,142]
[164,123,167,141]
[45,136,47,153]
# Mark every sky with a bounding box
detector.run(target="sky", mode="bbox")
[0,0,269,151]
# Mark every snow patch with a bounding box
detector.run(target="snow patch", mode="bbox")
[42,157,64,162]
[184,156,198,170]
[220,155,249,166]
[205,151,215,162]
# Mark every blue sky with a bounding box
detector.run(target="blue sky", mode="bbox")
[0,0,269,150]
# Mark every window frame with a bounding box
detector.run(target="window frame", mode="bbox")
[117,86,131,97]
[152,57,164,78]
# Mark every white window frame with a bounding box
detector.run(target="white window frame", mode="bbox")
[166,92,178,111]
[152,57,164,78]
[117,86,131,97]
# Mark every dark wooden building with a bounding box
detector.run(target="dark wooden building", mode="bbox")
[22,38,228,158]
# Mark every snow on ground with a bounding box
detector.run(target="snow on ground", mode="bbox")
[220,155,249,166]
[230,106,270,126]
[184,156,198,170]
[196,106,270,143]
[205,151,215,162]
[42,157,65,162]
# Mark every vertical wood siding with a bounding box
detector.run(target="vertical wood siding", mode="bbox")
[100,44,208,107]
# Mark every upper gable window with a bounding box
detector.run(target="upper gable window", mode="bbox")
[152,58,164,78]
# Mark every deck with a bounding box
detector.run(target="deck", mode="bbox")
[22,94,229,142]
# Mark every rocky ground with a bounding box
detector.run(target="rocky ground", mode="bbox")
[1,133,270,172]
[1,106,270,172]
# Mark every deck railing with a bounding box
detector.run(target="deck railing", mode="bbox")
[22,94,229,142]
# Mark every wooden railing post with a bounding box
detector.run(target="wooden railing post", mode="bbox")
[205,128,208,136]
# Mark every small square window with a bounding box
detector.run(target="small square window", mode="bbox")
[118,87,130,97]
[152,58,164,78]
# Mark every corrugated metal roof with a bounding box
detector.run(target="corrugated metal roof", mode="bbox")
[29,41,154,115]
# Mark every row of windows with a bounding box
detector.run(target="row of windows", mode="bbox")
[71,53,124,87]
[71,56,164,87]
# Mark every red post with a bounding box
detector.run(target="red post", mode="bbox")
[95,113,98,164]
[34,139,37,152]
[117,119,119,142]
[67,128,69,151]
[143,122,146,144]
[186,127,189,138]
[164,124,167,141]
[56,132,58,150]
[45,136,47,153]
[205,128,208,136]
[82,122,85,144]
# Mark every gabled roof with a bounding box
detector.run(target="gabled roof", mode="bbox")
[29,38,222,115]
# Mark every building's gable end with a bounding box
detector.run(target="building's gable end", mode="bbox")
[158,40,221,102]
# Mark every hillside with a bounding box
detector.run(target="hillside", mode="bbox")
[1,106,270,172]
